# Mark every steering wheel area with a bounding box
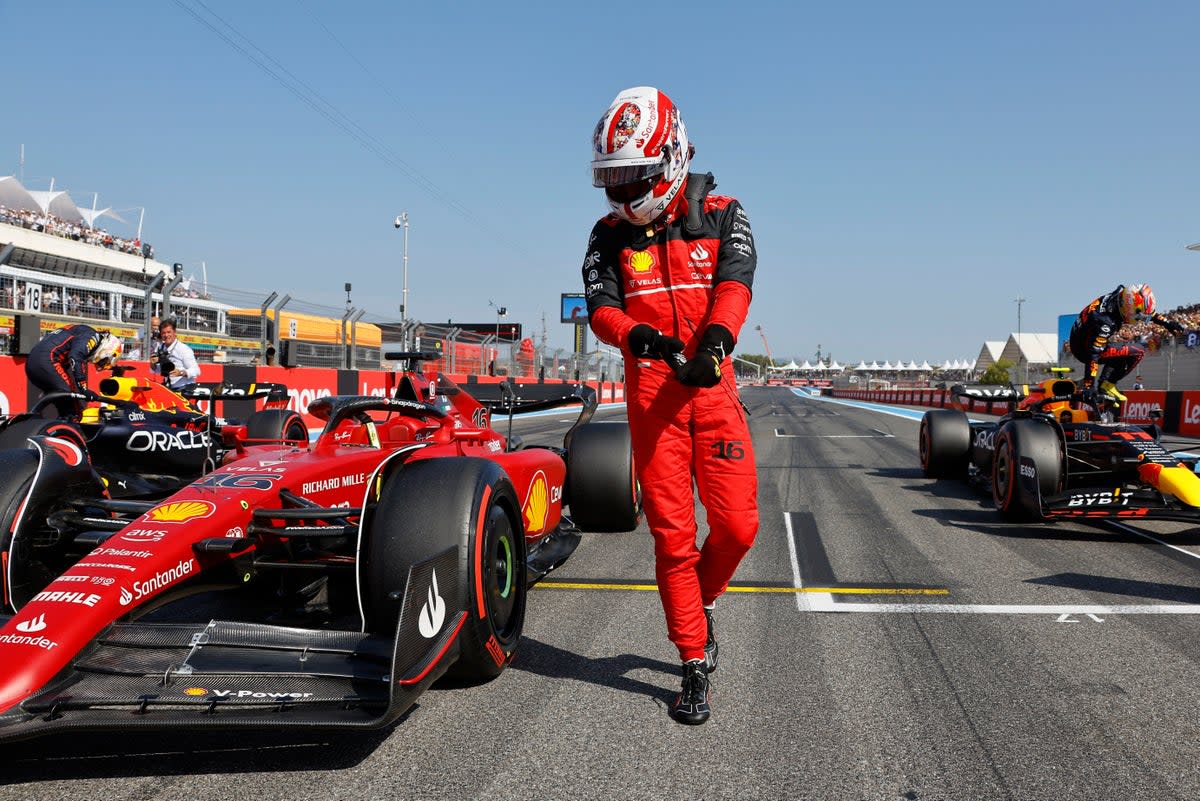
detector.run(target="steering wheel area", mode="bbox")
[308,395,448,443]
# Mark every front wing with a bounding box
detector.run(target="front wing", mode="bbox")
[0,546,463,742]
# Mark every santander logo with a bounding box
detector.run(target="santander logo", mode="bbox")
[16,614,47,633]
[418,570,446,638]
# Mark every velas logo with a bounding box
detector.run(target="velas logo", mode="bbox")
[144,500,216,524]
[629,251,655,274]
[523,471,550,533]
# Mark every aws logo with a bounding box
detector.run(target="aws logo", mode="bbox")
[629,251,655,274]
[144,500,216,524]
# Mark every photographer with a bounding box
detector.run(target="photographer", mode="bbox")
[152,318,199,391]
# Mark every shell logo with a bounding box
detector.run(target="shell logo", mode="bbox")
[629,251,655,273]
[184,687,208,696]
[144,500,217,524]
[523,471,549,533]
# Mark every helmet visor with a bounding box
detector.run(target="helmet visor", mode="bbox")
[592,160,666,188]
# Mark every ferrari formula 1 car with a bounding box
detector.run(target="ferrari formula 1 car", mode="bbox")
[0,373,308,498]
[919,373,1200,522]
[0,354,640,741]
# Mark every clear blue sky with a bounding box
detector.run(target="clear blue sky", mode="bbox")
[3,1,1197,364]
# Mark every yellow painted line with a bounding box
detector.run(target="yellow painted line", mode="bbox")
[536,582,948,596]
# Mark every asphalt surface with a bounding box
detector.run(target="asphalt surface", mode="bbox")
[5,386,1200,800]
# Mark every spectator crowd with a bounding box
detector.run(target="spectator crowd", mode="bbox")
[0,204,154,259]
[1116,303,1200,349]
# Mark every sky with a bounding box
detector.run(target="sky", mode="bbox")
[2,1,1197,365]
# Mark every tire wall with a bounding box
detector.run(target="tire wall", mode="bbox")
[826,387,1200,437]
[0,357,625,431]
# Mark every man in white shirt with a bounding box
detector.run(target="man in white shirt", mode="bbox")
[152,318,200,391]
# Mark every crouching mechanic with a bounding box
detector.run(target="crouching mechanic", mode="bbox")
[25,324,123,416]
[1068,283,1185,407]
[582,86,758,725]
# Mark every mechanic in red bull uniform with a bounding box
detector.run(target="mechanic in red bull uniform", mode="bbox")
[582,86,758,725]
[25,324,122,416]
[1068,284,1185,406]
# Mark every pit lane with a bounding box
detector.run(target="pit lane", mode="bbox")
[4,386,1200,801]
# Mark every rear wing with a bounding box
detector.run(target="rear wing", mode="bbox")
[467,381,598,451]
[948,383,1022,412]
[184,382,290,404]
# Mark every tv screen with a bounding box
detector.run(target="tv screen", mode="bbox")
[561,294,588,324]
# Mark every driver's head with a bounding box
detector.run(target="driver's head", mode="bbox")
[1118,284,1155,324]
[90,332,122,371]
[591,86,693,226]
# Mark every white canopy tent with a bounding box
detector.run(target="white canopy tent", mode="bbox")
[1,176,129,229]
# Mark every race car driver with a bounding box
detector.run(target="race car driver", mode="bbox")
[25,324,122,416]
[582,86,758,725]
[1068,284,1185,405]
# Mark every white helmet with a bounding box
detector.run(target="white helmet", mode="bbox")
[90,332,122,370]
[591,86,691,226]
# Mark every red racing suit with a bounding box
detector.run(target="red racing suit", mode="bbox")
[582,172,758,663]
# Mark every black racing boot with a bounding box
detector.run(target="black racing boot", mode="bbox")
[669,659,711,725]
[703,606,718,673]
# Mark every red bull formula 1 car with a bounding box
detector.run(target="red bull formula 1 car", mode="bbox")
[0,354,639,741]
[0,373,308,498]
[919,373,1200,522]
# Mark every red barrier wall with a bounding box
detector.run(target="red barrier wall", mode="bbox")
[0,357,626,429]
[826,387,1200,436]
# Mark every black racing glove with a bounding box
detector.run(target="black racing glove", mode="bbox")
[627,324,686,364]
[675,325,735,388]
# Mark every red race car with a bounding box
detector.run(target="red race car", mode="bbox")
[0,354,640,741]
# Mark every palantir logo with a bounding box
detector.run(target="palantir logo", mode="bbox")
[16,614,47,633]
[418,570,446,638]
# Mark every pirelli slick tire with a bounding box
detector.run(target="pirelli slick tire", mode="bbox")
[919,410,971,480]
[992,419,1063,522]
[245,409,309,444]
[566,422,641,532]
[363,458,526,683]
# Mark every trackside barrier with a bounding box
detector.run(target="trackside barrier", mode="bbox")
[826,387,1200,437]
[0,356,624,431]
